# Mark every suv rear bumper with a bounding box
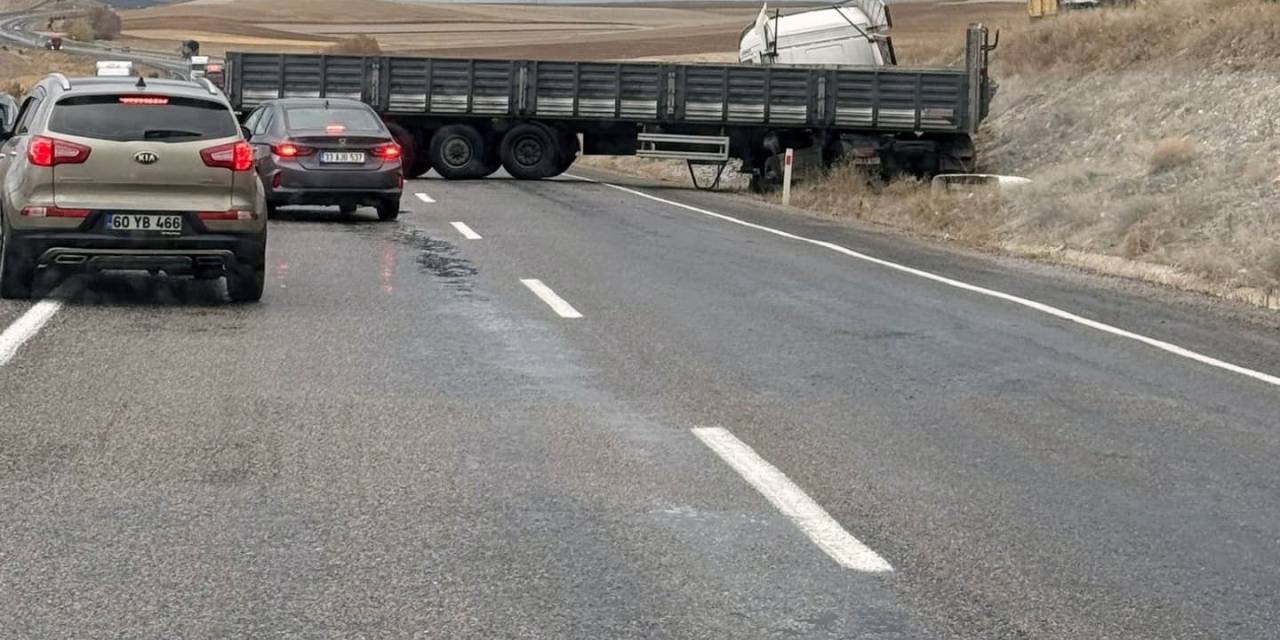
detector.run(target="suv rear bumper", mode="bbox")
[8,230,266,275]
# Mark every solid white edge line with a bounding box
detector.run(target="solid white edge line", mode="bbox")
[450,221,482,240]
[692,426,893,573]
[415,192,435,203]
[566,174,1280,389]
[520,278,583,319]
[0,299,64,367]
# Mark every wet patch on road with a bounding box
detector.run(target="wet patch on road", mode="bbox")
[388,226,479,297]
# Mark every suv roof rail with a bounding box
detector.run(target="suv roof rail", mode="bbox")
[49,73,72,90]
[197,77,219,95]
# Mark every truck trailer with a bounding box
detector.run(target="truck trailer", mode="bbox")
[222,24,995,189]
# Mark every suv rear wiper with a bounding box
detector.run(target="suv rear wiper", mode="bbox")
[143,129,204,140]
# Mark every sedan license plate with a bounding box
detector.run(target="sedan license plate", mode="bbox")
[321,152,365,164]
[107,214,183,233]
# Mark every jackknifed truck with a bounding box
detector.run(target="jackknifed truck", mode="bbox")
[221,23,995,190]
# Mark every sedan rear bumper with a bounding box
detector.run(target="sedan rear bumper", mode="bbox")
[263,165,401,206]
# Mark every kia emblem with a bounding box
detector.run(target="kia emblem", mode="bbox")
[134,151,159,165]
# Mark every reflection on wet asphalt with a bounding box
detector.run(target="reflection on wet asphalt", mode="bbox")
[341,220,480,297]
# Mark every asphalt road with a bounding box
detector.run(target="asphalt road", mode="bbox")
[2,169,1279,639]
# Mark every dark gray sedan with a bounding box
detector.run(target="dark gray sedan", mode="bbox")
[244,98,403,220]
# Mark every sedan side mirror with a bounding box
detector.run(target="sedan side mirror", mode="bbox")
[241,126,253,141]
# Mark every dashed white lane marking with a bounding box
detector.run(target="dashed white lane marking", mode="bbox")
[0,297,66,367]
[568,175,1280,390]
[450,221,482,240]
[692,426,893,573]
[415,192,435,204]
[520,279,583,319]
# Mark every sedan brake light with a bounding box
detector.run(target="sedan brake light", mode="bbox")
[372,143,401,160]
[272,143,315,158]
[28,136,91,167]
[201,141,253,172]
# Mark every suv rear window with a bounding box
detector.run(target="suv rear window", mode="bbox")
[48,95,239,142]
[284,107,382,133]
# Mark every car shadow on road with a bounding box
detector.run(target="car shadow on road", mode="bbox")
[37,273,230,308]
[269,206,389,225]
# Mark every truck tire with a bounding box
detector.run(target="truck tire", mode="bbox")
[385,122,420,178]
[500,123,560,180]
[407,153,433,179]
[479,153,502,178]
[429,124,490,180]
[546,132,579,177]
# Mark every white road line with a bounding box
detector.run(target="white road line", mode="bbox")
[0,299,64,367]
[415,192,435,204]
[520,279,583,319]
[568,174,1280,389]
[450,221,482,240]
[692,426,893,573]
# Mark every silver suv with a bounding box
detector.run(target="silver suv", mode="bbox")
[0,74,267,301]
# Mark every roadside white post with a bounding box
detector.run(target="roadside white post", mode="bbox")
[781,148,794,207]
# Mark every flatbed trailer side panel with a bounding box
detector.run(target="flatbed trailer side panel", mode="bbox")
[227,55,976,135]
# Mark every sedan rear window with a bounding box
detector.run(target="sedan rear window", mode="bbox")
[284,107,383,133]
[48,95,239,142]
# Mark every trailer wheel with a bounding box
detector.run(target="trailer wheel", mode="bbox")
[429,124,489,180]
[499,123,560,180]
[385,122,420,178]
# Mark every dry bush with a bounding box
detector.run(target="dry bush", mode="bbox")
[3,80,22,97]
[64,18,95,42]
[326,35,382,56]
[998,0,1280,76]
[88,7,122,41]
[790,163,1001,246]
[1148,137,1196,173]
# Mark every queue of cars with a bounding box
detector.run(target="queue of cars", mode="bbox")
[0,74,404,302]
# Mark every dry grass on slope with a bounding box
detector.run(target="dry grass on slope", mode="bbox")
[791,0,1280,308]
[999,0,1280,75]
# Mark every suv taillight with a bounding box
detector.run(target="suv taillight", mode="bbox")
[28,136,91,167]
[201,141,253,172]
[372,143,401,160]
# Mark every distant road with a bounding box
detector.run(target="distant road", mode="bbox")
[0,3,190,79]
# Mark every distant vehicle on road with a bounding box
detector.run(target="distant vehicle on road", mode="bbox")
[44,36,62,50]
[0,93,17,133]
[0,75,267,301]
[0,92,16,133]
[188,55,210,79]
[243,98,402,220]
[204,62,225,90]
[95,60,134,77]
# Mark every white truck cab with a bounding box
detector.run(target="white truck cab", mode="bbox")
[739,1,894,67]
